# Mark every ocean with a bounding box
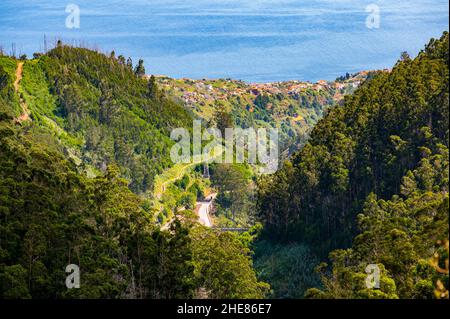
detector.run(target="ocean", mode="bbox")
[0,0,448,82]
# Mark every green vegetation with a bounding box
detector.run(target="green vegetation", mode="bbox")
[0,57,20,116]
[5,45,194,194]
[0,31,448,299]
[210,163,256,227]
[191,226,270,298]
[158,73,365,155]
[254,241,320,299]
[0,46,268,299]
[156,170,210,224]
[256,32,449,298]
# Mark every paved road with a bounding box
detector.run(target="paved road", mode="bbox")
[196,193,217,227]
[197,202,212,227]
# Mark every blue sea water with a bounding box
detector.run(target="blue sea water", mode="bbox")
[0,0,448,82]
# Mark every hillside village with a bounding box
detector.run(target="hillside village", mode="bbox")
[145,70,379,115]
[143,70,385,154]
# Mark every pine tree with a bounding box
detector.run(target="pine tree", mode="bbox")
[134,59,145,77]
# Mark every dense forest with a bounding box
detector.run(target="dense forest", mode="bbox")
[256,32,449,298]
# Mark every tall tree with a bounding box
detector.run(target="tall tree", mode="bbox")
[134,59,146,77]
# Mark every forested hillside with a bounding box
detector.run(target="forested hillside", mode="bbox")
[0,45,269,298]
[256,32,449,298]
[159,73,368,154]
[2,44,193,194]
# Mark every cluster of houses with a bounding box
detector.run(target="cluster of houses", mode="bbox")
[151,71,371,108]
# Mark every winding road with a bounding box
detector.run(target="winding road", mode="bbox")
[196,193,217,227]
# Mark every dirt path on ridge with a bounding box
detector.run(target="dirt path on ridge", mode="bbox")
[14,62,31,123]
